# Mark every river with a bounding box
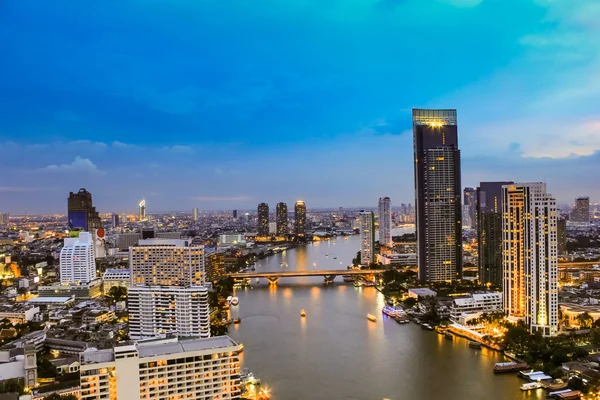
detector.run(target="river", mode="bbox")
[228,228,544,400]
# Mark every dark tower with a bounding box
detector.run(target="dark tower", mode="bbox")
[67,188,102,232]
[276,202,288,236]
[257,203,269,236]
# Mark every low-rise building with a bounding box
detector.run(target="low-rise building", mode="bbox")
[79,336,242,400]
[102,269,130,295]
[560,304,600,328]
[407,288,437,299]
[0,305,40,324]
[376,253,417,266]
[449,292,503,322]
[38,279,102,299]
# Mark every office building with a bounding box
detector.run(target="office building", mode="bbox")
[0,213,9,225]
[413,108,462,282]
[257,203,269,236]
[138,199,146,221]
[102,269,130,295]
[205,249,226,282]
[130,239,205,286]
[378,197,392,246]
[359,211,375,265]
[571,196,590,225]
[558,218,567,254]
[128,285,210,340]
[276,202,288,236]
[111,213,119,229]
[60,232,96,285]
[463,187,476,229]
[68,188,102,232]
[232,209,238,219]
[193,207,199,221]
[295,201,307,236]
[477,181,513,286]
[503,183,558,336]
[117,232,141,251]
[79,336,242,400]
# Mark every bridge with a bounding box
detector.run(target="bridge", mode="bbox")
[227,269,386,284]
[558,261,600,269]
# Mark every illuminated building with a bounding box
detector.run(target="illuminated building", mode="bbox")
[130,239,205,286]
[68,188,102,232]
[571,196,590,225]
[413,109,462,282]
[503,183,558,336]
[193,207,199,221]
[128,285,210,340]
[60,232,96,285]
[276,202,288,236]
[138,199,146,221]
[111,213,119,229]
[102,269,130,295]
[257,203,269,236]
[0,213,9,225]
[476,181,513,286]
[359,211,375,265]
[294,201,307,236]
[79,336,242,400]
[378,197,392,246]
[463,187,476,229]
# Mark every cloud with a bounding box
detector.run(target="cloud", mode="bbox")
[163,145,194,154]
[192,196,251,202]
[112,141,137,149]
[65,140,108,151]
[39,156,106,175]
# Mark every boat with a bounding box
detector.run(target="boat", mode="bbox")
[493,361,530,373]
[544,380,568,391]
[554,390,582,399]
[342,275,354,282]
[353,281,363,287]
[363,281,375,287]
[325,253,329,256]
[344,237,348,240]
[233,318,241,324]
[382,306,398,317]
[231,297,239,306]
[520,382,542,391]
[444,332,453,340]
[226,296,233,303]
[421,323,434,330]
[300,309,306,317]
[468,341,482,349]
[256,278,260,284]
[333,257,337,259]
[367,314,377,322]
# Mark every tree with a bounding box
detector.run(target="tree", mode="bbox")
[403,297,417,308]
[591,328,600,346]
[108,286,127,303]
[37,357,57,379]
[575,312,593,329]
[351,251,361,267]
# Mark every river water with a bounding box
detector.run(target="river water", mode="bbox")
[228,229,544,400]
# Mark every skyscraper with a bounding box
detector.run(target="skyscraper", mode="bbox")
[67,188,102,232]
[378,197,392,246]
[139,199,146,221]
[232,209,238,219]
[0,213,9,225]
[257,203,269,236]
[463,187,476,229]
[571,196,590,225]
[193,207,199,221]
[477,181,513,286]
[295,201,307,236]
[359,211,375,265]
[557,218,567,255]
[503,183,558,337]
[60,232,96,285]
[413,109,462,282]
[111,213,120,229]
[276,202,288,236]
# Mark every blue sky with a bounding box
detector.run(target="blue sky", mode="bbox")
[1,0,599,213]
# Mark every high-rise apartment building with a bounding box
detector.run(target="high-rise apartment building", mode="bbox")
[503,183,558,336]
[378,197,392,246]
[79,336,242,400]
[128,285,210,340]
[130,239,205,286]
[193,207,199,221]
[276,202,288,236]
[295,201,307,236]
[359,211,375,265]
[257,203,269,236]
[463,187,476,229]
[477,181,513,286]
[111,213,119,229]
[0,213,9,225]
[68,188,102,232]
[138,199,146,221]
[60,232,96,285]
[413,109,462,282]
[571,196,590,225]
[557,218,567,254]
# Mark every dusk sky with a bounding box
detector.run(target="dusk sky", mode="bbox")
[1,0,599,214]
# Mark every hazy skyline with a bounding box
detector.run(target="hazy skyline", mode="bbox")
[1,0,599,213]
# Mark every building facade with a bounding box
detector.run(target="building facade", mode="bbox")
[413,108,462,282]
[294,201,306,236]
[571,196,590,225]
[0,213,9,225]
[193,207,199,222]
[130,239,205,286]
[378,197,392,247]
[477,181,513,286]
[557,218,567,254]
[463,187,476,229]
[503,183,558,336]
[79,336,242,400]
[128,286,210,340]
[450,292,502,322]
[60,232,96,285]
[276,202,288,236]
[139,199,146,221]
[111,213,119,229]
[102,269,130,295]
[257,203,269,236]
[359,211,375,265]
[68,188,102,232]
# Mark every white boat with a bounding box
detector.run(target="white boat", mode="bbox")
[226,296,233,303]
[520,382,542,391]
[231,297,239,306]
[382,306,399,317]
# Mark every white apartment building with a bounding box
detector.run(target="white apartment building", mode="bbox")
[378,197,392,246]
[450,292,502,322]
[79,336,242,400]
[128,286,210,340]
[102,269,130,295]
[60,232,96,285]
[503,183,558,336]
[130,239,205,286]
[359,211,375,265]
[219,234,245,245]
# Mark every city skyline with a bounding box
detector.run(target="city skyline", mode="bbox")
[1,1,600,213]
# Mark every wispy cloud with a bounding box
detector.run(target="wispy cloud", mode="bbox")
[38,156,106,175]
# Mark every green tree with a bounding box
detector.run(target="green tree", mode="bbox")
[575,312,593,329]
[403,297,417,308]
[37,357,57,379]
[108,286,128,303]
[590,328,600,346]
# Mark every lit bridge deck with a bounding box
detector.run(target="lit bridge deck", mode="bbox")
[228,269,386,284]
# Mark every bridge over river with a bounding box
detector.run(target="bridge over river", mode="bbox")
[227,269,386,284]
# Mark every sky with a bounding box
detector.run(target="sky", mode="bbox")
[1,0,599,213]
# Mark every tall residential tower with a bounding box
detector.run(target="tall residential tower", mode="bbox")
[276,202,288,236]
[413,109,462,282]
[378,197,392,246]
[257,203,269,236]
[571,196,590,225]
[359,211,375,265]
[463,187,476,229]
[295,201,306,236]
